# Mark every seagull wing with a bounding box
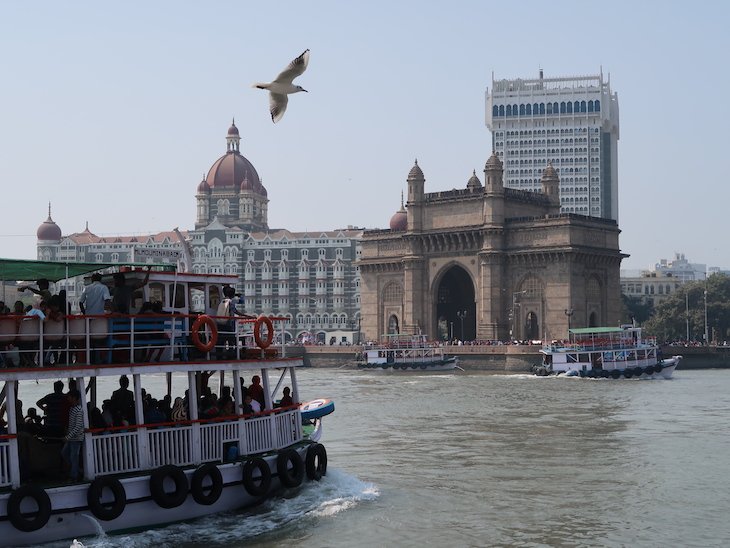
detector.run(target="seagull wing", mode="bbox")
[272,49,310,84]
[269,92,289,123]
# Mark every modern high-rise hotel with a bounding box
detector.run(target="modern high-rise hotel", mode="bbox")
[485,70,620,221]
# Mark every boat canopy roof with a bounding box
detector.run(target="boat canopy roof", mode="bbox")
[0,257,175,282]
[569,327,625,334]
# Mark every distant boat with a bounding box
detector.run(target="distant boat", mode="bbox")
[357,334,458,371]
[535,325,681,379]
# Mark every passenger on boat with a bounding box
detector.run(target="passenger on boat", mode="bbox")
[88,402,106,430]
[24,407,43,431]
[240,394,260,414]
[37,380,69,438]
[61,389,84,482]
[18,278,53,302]
[248,375,265,408]
[12,300,24,315]
[110,375,136,425]
[111,268,151,314]
[216,285,255,360]
[171,396,188,422]
[79,273,111,315]
[279,386,293,407]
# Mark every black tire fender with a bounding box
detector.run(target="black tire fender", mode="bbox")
[7,484,51,532]
[305,443,328,481]
[191,463,223,506]
[87,476,126,521]
[242,457,272,497]
[277,448,305,488]
[149,464,189,509]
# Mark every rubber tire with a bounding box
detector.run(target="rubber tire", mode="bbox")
[305,443,328,481]
[655,362,664,373]
[624,370,633,379]
[191,463,223,506]
[611,370,621,379]
[149,465,189,509]
[87,477,126,521]
[242,457,272,497]
[645,365,655,375]
[634,367,644,377]
[7,485,51,532]
[277,448,305,488]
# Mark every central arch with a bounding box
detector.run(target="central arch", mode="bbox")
[435,265,476,341]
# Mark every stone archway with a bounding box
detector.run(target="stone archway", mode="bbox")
[435,265,475,341]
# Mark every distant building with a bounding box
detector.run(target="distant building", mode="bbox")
[620,253,707,308]
[485,69,620,221]
[36,205,185,311]
[36,121,364,344]
[359,153,625,343]
[186,121,363,344]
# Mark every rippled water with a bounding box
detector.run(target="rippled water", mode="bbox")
[31,368,730,548]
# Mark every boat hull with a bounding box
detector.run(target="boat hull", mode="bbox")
[358,356,458,371]
[0,445,315,547]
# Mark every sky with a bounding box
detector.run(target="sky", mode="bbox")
[1,1,728,271]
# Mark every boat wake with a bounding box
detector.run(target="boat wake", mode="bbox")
[63,469,378,547]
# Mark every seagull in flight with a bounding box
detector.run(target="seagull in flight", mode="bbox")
[253,49,310,123]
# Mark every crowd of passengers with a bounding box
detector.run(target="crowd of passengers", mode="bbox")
[0,273,175,367]
[1,373,294,438]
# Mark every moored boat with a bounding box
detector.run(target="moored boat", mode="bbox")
[535,325,681,379]
[357,334,457,371]
[0,258,332,546]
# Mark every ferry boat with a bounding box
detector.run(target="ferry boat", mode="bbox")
[357,334,458,371]
[536,325,681,379]
[0,259,331,546]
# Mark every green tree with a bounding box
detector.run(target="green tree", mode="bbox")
[643,273,730,344]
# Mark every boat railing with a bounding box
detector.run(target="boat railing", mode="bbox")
[0,312,287,368]
[89,407,301,477]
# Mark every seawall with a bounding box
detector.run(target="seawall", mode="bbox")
[290,345,730,371]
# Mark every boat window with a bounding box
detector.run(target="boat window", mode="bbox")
[189,283,205,313]
[148,282,165,305]
[578,353,590,363]
[209,285,221,310]
[169,283,186,309]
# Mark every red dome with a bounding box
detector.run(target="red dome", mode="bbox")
[37,216,62,241]
[206,152,264,192]
[389,207,407,231]
[197,178,210,193]
[227,120,240,135]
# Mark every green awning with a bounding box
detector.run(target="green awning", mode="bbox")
[0,258,175,282]
[569,327,624,334]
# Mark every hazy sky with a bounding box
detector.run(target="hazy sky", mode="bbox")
[1,1,727,271]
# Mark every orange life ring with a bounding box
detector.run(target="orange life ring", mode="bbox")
[254,316,274,349]
[192,315,218,353]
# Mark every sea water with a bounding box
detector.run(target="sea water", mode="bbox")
[21,368,730,548]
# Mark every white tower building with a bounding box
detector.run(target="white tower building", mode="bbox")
[485,70,620,221]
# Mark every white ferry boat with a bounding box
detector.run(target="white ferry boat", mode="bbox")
[0,259,331,546]
[357,334,457,371]
[536,325,681,379]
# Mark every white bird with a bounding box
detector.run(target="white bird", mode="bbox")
[252,49,310,123]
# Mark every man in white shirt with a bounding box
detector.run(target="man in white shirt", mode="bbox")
[79,273,111,315]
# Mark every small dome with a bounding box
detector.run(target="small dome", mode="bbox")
[197,176,211,193]
[389,207,407,231]
[485,151,503,170]
[227,120,239,136]
[240,174,254,191]
[542,161,559,180]
[467,170,482,189]
[407,160,424,181]
[37,205,62,241]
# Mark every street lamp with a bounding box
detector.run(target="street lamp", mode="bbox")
[564,308,574,336]
[456,310,467,341]
[705,289,710,345]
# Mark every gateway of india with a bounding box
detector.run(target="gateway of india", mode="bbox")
[358,153,625,343]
